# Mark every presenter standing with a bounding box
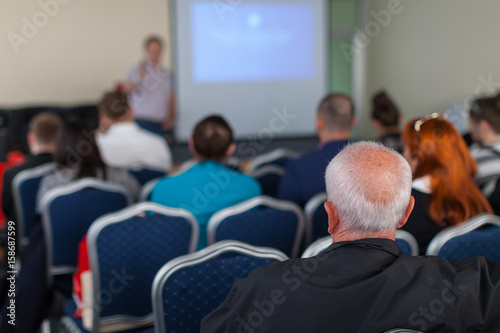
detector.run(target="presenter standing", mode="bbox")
[123,36,176,141]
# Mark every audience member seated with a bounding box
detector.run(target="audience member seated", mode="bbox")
[202,142,500,333]
[0,112,62,308]
[36,121,140,209]
[1,113,62,222]
[96,91,172,173]
[469,94,500,214]
[371,90,403,153]
[0,120,140,333]
[277,93,354,207]
[151,115,261,249]
[401,114,492,254]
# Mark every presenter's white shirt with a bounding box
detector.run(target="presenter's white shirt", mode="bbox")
[96,122,172,172]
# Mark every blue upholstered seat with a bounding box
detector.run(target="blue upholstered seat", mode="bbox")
[304,192,329,244]
[63,202,198,332]
[128,168,166,186]
[394,230,419,256]
[138,179,160,202]
[84,202,198,332]
[207,196,304,257]
[247,148,301,173]
[250,165,285,197]
[152,241,288,333]
[40,178,132,286]
[426,214,500,261]
[12,163,55,248]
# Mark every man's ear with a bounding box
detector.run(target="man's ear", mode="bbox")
[324,201,340,235]
[99,112,106,123]
[188,138,196,155]
[397,195,415,229]
[225,143,236,157]
[480,119,491,134]
[351,116,358,128]
[27,132,35,146]
[372,119,382,133]
[316,117,325,131]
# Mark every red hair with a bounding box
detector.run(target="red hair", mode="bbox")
[402,117,492,226]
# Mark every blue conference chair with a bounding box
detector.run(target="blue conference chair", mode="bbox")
[40,178,132,288]
[207,196,304,258]
[395,230,419,256]
[250,165,285,198]
[128,168,166,186]
[12,162,55,248]
[247,148,301,173]
[63,202,198,333]
[139,178,161,202]
[304,192,329,245]
[426,214,500,261]
[151,241,288,333]
[301,230,419,258]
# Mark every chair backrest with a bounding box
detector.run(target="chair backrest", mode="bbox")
[40,178,132,286]
[207,196,304,257]
[250,165,285,197]
[301,231,418,258]
[395,230,419,256]
[301,235,332,258]
[128,168,166,186]
[426,214,500,260]
[12,163,55,247]
[87,202,198,332]
[152,240,288,333]
[247,148,301,173]
[304,192,328,244]
[139,178,161,202]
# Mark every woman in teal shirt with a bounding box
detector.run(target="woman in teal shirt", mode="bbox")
[152,115,262,249]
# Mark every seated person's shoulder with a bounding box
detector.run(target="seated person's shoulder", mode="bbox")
[228,168,262,192]
[284,149,321,171]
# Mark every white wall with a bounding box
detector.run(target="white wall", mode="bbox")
[362,0,500,137]
[3,0,500,139]
[0,0,172,107]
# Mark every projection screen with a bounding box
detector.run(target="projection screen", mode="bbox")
[173,0,329,141]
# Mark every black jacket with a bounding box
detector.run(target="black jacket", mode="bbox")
[202,238,500,333]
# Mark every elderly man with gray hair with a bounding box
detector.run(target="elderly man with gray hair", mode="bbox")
[202,142,500,332]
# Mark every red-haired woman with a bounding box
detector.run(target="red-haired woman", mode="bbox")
[401,114,492,254]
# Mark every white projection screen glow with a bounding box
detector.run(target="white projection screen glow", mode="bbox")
[173,0,329,141]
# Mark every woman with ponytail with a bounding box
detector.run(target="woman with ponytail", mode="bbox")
[401,114,492,254]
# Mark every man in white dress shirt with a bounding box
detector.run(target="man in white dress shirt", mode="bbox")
[96,91,172,173]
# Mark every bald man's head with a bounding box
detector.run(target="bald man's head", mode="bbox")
[317,94,355,133]
[325,141,412,234]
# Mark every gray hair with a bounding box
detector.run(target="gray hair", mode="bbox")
[325,141,412,234]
